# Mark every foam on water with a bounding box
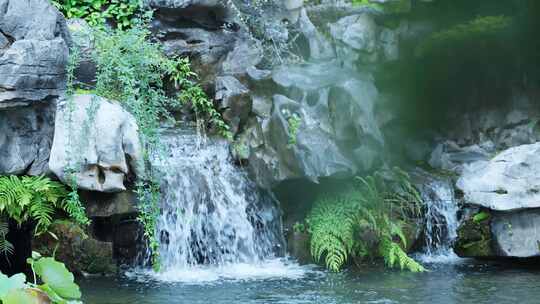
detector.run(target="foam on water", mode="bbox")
[127,258,314,284]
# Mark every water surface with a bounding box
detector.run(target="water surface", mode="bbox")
[80,259,540,304]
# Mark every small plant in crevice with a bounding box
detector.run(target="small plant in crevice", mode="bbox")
[164,57,232,139]
[0,175,89,257]
[287,113,302,147]
[306,167,425,272]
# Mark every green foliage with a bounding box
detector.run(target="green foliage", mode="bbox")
[0,218,13,256]
[473,211,490,223]
[50,0,140,30]
[164,57,232,139]
[287,113,302,147]
[306,168,425,272]
[0,176,89,256]
[0,253,82,304]
[417,15,512,56]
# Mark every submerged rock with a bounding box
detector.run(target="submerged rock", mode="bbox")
[49,94,142,193]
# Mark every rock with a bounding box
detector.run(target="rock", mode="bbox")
[67,19,96,86]
[215,76,251,134]
[80,191,138,218]
[33,220,116,275]
[49,94,142,193]
[491,209,540,258]
[286,231,312,264]
[147,0,236,67]
[457,142,540,211]
[330,14,378,53]
[0,102,55,175]
[220,38,263,76]
[0,0,70,108]
[429,141,492,173]
[266,94,356,183]
[298,8,335,60]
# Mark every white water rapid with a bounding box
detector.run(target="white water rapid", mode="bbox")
[134,127,306,283]
[416,174,461,264]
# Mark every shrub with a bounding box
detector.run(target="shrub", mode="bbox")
[51,0,140,30]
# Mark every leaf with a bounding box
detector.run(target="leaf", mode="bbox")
[0,273,27,299]
[33,258,81,300]
[1,288,45,304]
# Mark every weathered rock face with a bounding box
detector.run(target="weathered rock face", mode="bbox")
[0,0,70,176]
[457,143,540,211]
[0,102,55,175]
[0,0,70,108]
[49,94,142,193]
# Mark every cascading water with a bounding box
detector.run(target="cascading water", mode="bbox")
[415,174,461,264]
[133,127,307,282]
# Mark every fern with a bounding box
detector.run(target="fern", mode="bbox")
[306,167,426,273]
[0,175,89,255]
[307,195,358,272]
[0,217,13,256]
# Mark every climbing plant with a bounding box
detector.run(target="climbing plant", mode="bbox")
[305,168,425,272]
[50,0,140,30]
[0,176,89,256]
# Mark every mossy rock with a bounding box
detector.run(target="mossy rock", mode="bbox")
[454,211,494,257]
[33,220,116,276]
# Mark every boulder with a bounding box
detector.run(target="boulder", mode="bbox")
[49,94,142,193]
[457,142,540,211]
[0,0,70,108]
[491,209,540,258]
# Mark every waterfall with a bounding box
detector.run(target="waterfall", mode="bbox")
[135,127,293,282]
[415,174,461,264]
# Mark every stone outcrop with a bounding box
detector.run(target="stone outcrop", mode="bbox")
[0,103,55,175]
[0,0,71,176]
[0,0,70,108]
[49,94,142,193]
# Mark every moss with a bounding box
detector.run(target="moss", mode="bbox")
[417,15,513,56]
[454,211,494,257]
[33,220,116,275]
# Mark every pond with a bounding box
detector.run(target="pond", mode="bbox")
[80,258,540,304]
